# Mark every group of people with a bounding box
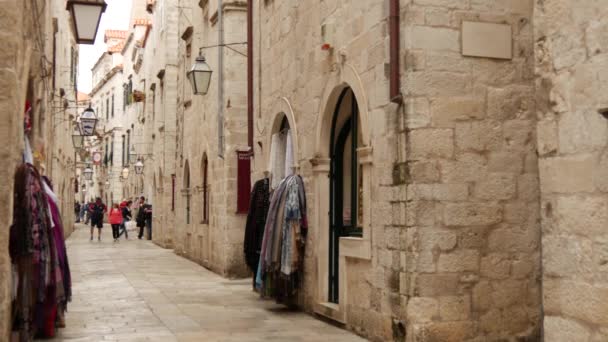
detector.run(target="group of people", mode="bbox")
[73,197,153,242]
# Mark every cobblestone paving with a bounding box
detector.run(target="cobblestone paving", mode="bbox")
[49,224,366,342]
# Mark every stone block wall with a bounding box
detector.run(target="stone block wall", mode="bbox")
[167,0,249,278]
[401,1,542,341]
[534,1,608,341]
[0,0,78,338]
[252,0,398,339]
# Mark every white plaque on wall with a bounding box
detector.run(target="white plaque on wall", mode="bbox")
[461,21,512,60]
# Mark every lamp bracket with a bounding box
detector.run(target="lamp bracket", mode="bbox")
[199,42,247,57]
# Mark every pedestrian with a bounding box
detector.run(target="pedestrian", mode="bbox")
[74,201,81,223]
[88,197,107,241]
[109,203,123,242]
[136,196,152,240]
[144,202,152,240]
[79,202,86,222]
[119,200,132,239]
[84,200,93,224]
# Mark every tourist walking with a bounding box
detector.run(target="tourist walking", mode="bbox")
[89,197,107,241]
[136,196,152,240]
[74,201,81,222]
[109,203,123,242]
[119,200,133,239]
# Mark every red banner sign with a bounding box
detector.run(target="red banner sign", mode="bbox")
[236,150,252,214]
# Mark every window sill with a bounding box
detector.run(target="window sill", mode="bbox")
[339,236,371,260]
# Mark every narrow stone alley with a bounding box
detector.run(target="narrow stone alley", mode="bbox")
[50,224,366,342]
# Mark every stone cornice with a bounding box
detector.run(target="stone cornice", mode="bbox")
[210,1,247,25]
[90,66,123,97]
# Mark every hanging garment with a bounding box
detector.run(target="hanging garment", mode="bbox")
[10,164,54,340]
[42,177,71,307]
[284,130,294,178]
[255,175,308,305]
[243,178,270,273]
[255,177,289,288]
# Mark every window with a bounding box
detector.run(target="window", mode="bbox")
[202,154,209,224]
[126,130,131,165]
[121,135,125,166]
[104,138,109,166]
[171,174,176,211]
[123,84,127,110]
[111,94,114,117]
[110,135,114,166]
[127,79,133,105]
[106,97,109,120]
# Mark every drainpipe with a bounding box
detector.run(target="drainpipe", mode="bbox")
[389,0,402,104]
[218,0,225,158]
[247,0,253,152]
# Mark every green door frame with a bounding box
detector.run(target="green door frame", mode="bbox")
[328,88,361,304]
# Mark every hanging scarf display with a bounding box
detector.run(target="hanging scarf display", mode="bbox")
[254,174,307,306]
[10,163,72,340]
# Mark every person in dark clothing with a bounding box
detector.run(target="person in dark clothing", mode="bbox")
[74,201,81,222]
[88,197,107,241]
[136,196,153,240]
[119,200,132,239]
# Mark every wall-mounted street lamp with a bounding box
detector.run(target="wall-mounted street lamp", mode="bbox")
[66,0,107,44]
[72,125,84,149]
[187,49,213,95]
[83,165,94,180]
[79,107,99,136]
[104,180,110,189]
[134,159,144,175]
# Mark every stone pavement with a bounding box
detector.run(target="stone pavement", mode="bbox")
[48,224,366,342]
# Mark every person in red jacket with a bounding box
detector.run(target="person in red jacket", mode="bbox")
[109,203,123,242]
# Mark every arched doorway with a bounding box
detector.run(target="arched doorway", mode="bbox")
[328,87,362,304]
[183,161,191,225]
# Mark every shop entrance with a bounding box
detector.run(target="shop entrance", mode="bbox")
[329,87,361,304]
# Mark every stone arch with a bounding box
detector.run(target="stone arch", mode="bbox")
[265,97,300,171]
[315,63,371,158]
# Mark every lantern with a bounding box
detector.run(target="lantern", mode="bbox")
[121,167,130,180]
[66,0,107,44]
[79,107,98,136]
[72,125,84,149]
[187,50,213,95]
[104,180,110,189]
[134,159,144,175]
[83,165,94,180]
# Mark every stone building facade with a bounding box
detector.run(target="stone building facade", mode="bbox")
[67,1,607,341]
[534,1,608,341]
[250,0,543,341]
[169,0,250,277]
[0,0,79,339]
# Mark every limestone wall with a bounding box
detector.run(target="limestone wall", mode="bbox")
[400,1,542,341]
[0,0,78,338]
[534,1,608,341]
[170,0,249,278]
[252,0,542,341]
[253,0,399,340]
